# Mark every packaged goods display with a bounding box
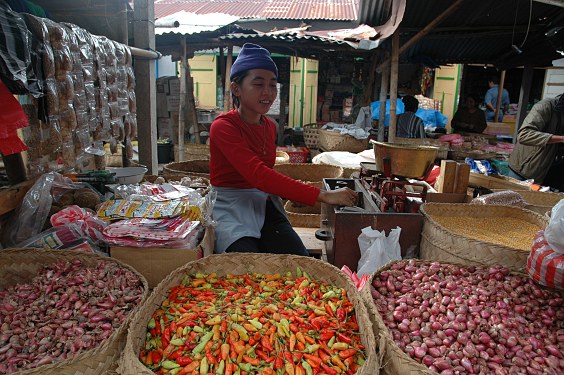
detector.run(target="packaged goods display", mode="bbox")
[20,14,137,175]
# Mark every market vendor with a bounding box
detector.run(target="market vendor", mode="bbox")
[508,94,564,191]
[485,76,510,122]
[451,93,487,133]
[209,43,358,255]
[396,95,426,138]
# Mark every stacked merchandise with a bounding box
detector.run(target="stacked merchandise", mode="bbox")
[20,14,137,175]
[99,181,205,249]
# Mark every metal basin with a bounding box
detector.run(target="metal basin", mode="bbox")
[370,140,438,178]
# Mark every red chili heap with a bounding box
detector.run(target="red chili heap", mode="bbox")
[140,270,366,375]
[371,260,564,374]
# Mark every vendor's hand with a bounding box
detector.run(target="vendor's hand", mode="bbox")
[318,187,358,207]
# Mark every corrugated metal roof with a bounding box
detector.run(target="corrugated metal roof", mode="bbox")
[221,25,380,50]
[375,0,564,68]
[154,0,359,21]
[155,11,240,35]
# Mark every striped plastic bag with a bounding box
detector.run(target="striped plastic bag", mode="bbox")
[527,230,564,291]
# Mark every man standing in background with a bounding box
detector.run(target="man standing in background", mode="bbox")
[485,76,510,122]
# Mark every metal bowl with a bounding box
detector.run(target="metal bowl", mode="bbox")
[370,140,438,178]
[107,166,148,184]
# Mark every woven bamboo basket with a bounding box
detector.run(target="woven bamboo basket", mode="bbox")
[448,149,497,161]
[275,150,290,164]
[119,253,379,374]
[303,127,319,149]
[513,190,563,207]
[318,129,369,153]
[395,137,449,160]
[284,200,321,228]
[274,163,343,186]
[163,159,210,179]
[174,144,211,161]
[419,203,548,272]
[0,248,149,375]
[359,259,534,375]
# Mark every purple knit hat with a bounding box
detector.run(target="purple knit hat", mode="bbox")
[230,43,278,81]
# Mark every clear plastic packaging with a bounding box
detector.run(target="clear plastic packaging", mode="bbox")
[471,190,527,207]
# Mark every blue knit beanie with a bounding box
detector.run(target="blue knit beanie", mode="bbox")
[230,43,278,81]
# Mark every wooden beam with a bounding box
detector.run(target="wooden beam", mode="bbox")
[133,0,158,174]
[376,0,467,72]
[494,70,506,121]
[185,61,201,144]
[178,37,187,162]
[278,83,289,146]
[515,65,534,140]
[377,62,389,142]
[388,31,400,143]
[223,45,233,113]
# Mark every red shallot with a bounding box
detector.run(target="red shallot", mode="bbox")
[371,260,564,374]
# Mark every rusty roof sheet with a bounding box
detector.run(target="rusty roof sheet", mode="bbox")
[154,0,358,21]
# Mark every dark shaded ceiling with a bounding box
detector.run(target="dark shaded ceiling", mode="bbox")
[365,0,564,69]
[31,0,128,42]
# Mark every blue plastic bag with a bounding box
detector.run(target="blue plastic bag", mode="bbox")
[415,108,448,129]
[371,99,405,126]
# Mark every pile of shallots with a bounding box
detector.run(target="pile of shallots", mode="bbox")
[371,260,564,374]
[0,259,145,374]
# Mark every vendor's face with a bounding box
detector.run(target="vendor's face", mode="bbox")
[466,97,477,108]
[232,69,278,116]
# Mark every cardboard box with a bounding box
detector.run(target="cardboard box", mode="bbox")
[157,117,173,139]
[166,96,180,112]
[484,121,515,137]
[110,227,214,288]
[168,78,180,97]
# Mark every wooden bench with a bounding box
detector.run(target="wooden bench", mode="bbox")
[294,227,326,261]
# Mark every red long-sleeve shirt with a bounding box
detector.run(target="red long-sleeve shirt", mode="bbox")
[209,110,320,206]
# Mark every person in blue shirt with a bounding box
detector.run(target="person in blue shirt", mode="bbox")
[484,76,510,122]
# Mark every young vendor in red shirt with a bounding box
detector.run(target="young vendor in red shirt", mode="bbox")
[210,43,358,255]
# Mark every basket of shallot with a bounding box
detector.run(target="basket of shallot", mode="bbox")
[0,248,148,374]
[361,259,564,374]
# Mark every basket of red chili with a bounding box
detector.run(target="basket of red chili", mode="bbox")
[119,253,379,374]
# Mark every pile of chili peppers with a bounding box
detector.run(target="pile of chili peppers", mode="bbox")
[140,269,366,375]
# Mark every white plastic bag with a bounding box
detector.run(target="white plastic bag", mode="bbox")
[357,226,401,276]
[545,198,564,254]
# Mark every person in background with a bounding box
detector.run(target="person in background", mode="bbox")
[396,95,426,138]
[508,94,564,191]
[485,76,510,122]
[451,93,488,133]
[209,43,358,255]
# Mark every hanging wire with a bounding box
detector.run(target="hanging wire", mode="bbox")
[518,0,533,48]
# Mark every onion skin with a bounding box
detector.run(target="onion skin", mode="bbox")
[371,261,564,374]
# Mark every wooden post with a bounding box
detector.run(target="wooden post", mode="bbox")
[278,83,289,146]
[119,0,130,167]
[183,60,201,145]
[494,70,506,122]
[388,31,400,144]
[515,65,533,139]
[218,47,225,101]
[377,63,389,142]
[223,45,233,113]
[178,37,187,162]
[133,0,158,174]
